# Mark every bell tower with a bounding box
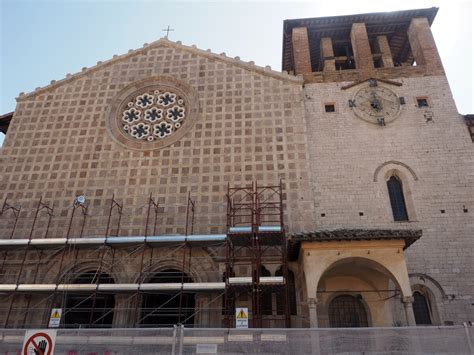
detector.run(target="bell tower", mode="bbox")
[282,7,443,82]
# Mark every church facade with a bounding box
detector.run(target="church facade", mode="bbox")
[0,7,472,329]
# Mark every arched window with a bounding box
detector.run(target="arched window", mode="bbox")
[387,175,409,221]
[413,291,432,325]
[329,295,369,328]
[64,271,115,328]
[140,269,195,327]
[276,267,297,315]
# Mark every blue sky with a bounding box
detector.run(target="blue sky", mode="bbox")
[1,0,472,145]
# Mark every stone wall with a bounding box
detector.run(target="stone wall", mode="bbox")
[303,75,474,323]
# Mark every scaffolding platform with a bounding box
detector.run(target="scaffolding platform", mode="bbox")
[0,234,227,250]
[0,277,285,293]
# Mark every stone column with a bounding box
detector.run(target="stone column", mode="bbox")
[308,297,319,328]
[320,37,336,72]
[377,35,394,68]
[407,17,444,74]
[113,294,133,327]
[292,27,313,80]
[403,296,416,326]
[350,23,374,77]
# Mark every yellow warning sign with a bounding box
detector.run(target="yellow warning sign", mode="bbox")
[235,307,248,328]
[48,308,62,328]
[237,309,247,319]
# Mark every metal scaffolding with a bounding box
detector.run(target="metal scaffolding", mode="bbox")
[0,182,289,329]
[224,181,290,328]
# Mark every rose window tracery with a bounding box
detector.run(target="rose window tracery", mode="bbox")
[118,89,187,142]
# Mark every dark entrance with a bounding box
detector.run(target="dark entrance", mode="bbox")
[140,269,195,327]
[64,271,115,328]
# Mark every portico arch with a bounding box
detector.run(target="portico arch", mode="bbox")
[298,236,418,327]
[316,257,402,327]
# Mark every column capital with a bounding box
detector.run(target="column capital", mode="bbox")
[402,296,414,304]
[307,297,319,307]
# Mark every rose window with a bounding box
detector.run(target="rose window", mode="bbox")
[118,89,187,142]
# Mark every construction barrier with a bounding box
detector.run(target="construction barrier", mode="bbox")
[1,325,473,354]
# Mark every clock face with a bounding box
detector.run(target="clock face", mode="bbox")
[351,84,401,124]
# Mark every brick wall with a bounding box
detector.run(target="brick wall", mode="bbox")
[0,41,315,240]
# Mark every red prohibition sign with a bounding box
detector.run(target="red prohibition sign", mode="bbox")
[23,332,53,355]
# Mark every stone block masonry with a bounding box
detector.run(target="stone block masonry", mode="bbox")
[303,75,474,323]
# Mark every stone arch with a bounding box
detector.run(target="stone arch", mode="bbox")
[373,160,418,182]
[136,247,217,284]
[314,257,409,327]
[53,258,125,285]
[319,257,404,294]
[410,273,445,325]
[409,273,447,299]
[137,258,202,284]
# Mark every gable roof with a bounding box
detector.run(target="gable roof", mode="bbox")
[16,38,302,102]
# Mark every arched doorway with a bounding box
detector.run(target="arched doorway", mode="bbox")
[140,269,195,327]
[64,271,115,328]
[329,295,369,327]
[316,257,406,327]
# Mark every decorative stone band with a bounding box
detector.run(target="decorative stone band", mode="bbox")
[287,229,422,260]
[106,76,199,150]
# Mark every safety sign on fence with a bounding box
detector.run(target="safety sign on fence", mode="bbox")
[22,329,56,355]
[235,307,248,328]
[48,308,62,328]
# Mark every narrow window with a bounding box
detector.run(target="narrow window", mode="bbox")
[387,176,409,221]
[413,291,432,325]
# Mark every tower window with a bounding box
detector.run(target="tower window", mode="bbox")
[387,176,409,221]
[324,104,335,112]
[416,98,429,108]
